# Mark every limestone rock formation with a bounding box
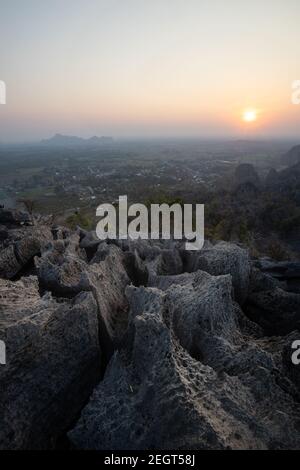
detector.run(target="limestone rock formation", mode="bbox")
[35,238,130,359]
[255,258,300,293]
[0,208,31,227]
[282,144,300,167]
[85,243,130,358]
[35,234,89,297]
[232,163,261,192]
[0,277,101,449]
[0,211,299,450]
[0,223,52,279]
[246,286,300,335]
[265,168,279,188]
[184,241,251,304]
[69,277,300,450]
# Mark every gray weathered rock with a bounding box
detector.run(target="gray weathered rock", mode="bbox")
[78,228,101,260]
[245,286,300,335]
[35,234,88,297]
[1,223,299,451]
[86,243,130,358]
[254,258,300,293]
[184,241,251,304]
[113,238,184,279]
[0,208,31,227]
[0,226,52,279]
[69,273,300,450]
[36,238,131,359]
[0,277,101,449]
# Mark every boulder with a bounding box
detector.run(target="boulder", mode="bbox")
[255,258,300,293]
[0,226,52,279]
[184,241,251,304]
[245,287,300,335]
[78,228,101,261]
[0,208,31,227]
[35,235,88,297]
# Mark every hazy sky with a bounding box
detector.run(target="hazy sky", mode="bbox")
[1,0,300,141]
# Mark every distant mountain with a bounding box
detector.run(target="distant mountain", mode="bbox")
[87,135,114,145]
[278,161,300,189]
[282,145,300,166]
[41,134,84,146]
[232,163,261,191]
[41,134,114,146]
[265,168,280,188]
[264,162,300,203]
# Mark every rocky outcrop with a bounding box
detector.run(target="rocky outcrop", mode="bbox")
[274,161,300,196]
[35,233,89,297]
[246,259,300,335]
[78,228,101,260]
[245,286,300,335]
[265,168,279,188]
[0,277,101,449]
[0,212,299,450]
[0,224,52,279]
[113,238,184,278]
[233,163,261,192]
[183,241,251,304]
[85,243,130,358]
[69,275,300,450]
[282,145,300,167]
[255,258,300,293]
[35,238,130,360]
[0,208,31,227]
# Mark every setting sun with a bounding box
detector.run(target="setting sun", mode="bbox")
[243,109,258,122]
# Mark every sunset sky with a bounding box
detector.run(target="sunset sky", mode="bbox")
[1,0,300,141]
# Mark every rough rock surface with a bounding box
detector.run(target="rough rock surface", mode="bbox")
[184,241,251,304]
[0,277,101,449]
[113,238,184,279]
[255,258,300,293]
[0,208,31,227]
[69,277,300,450]
[246,286,300,335]
[0,210,299,450]
[0,224,52,279]
[35,233,89,297]
[85,243,130,358]
[35,237,130,359]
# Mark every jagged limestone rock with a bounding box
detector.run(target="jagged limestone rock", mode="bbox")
[35,235,89,297]
[69,276,300,450]
[36,239,131,359]
[0,226,52,279]
[246,286,300,335]
[184,241,251,304]
[1,221,299,450]
[0,277,101,449]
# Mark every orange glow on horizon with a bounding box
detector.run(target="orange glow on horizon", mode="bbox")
[243,109,258,122]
